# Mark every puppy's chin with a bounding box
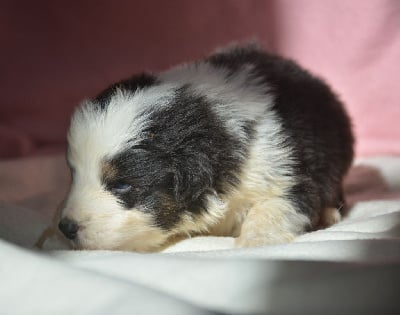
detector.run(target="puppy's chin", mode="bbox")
[73,241,161,252]
[70,227,171,252]
[60,196,173,251]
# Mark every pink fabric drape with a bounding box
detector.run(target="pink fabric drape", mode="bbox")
[1,0,399,158]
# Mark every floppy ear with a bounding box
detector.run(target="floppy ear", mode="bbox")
[173,153,213,206]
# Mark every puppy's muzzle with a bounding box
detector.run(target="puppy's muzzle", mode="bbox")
[58,218,79,240]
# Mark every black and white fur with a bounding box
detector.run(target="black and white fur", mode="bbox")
[58,45,353,252]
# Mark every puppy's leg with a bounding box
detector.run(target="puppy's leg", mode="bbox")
[318,207,341,229]
[235,197,310,247]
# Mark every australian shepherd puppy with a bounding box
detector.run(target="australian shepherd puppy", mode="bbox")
[58,45,353,252]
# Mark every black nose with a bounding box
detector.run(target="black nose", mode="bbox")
[58,218,79,240]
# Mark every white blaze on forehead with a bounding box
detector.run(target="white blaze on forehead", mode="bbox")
[67,85,175,175]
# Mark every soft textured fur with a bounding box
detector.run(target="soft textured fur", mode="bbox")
[58,45,353,252]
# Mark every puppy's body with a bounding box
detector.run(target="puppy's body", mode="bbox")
[60,45,353,251]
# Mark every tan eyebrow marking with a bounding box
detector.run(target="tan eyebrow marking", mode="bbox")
[101,160,117,182]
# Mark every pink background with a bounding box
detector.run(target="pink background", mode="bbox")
[1,0,399,159]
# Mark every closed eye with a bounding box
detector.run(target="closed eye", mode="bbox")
[110,182,132,194]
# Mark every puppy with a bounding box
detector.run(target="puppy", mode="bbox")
[58,45,353,252]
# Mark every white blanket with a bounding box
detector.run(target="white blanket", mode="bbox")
[0,156,399,314]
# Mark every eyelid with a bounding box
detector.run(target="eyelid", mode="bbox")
[110,182,132,194]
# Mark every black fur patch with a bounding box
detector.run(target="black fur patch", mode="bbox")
[94,73,158,109]
[102,146,175,222]
[103,86,250,229]
[208,46,354,223]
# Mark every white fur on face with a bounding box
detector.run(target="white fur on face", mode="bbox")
[63,182,168,251]
[67,86,175,164]
[62,87,175,251]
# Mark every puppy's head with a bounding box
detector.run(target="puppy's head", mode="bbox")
[58,80,227,252]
